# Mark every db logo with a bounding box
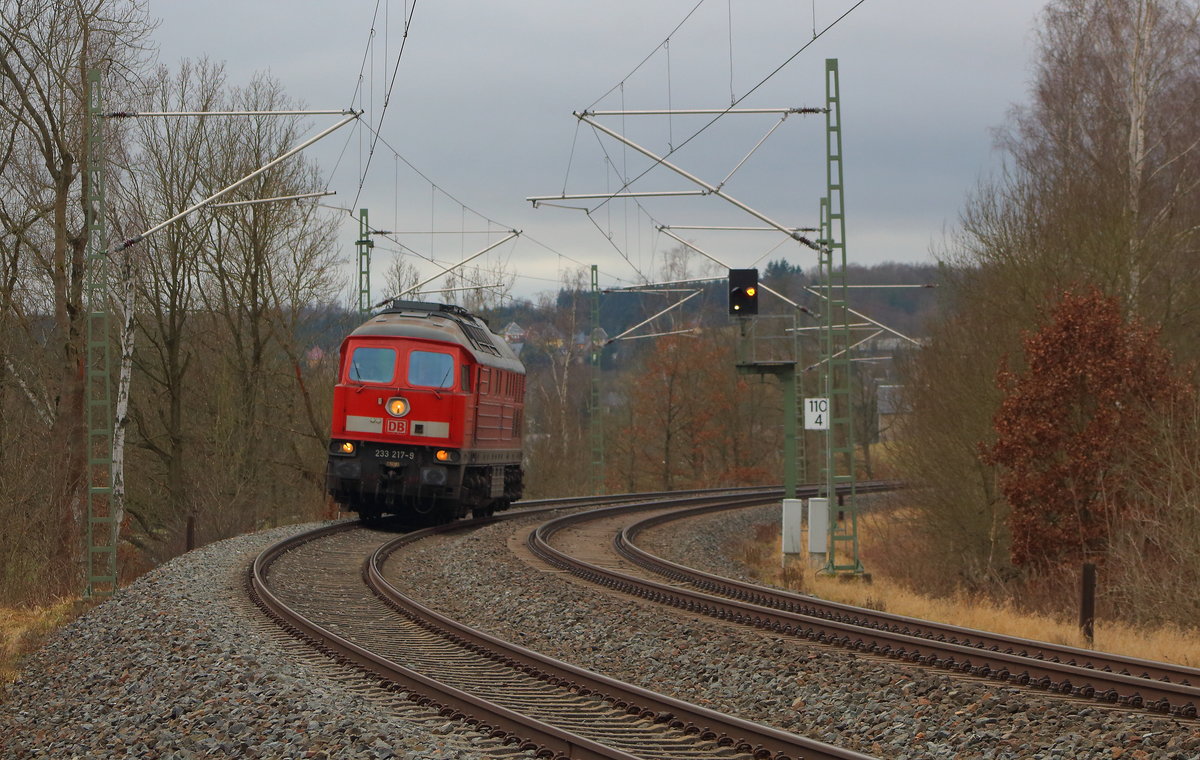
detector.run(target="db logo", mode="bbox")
[385,419,408,435]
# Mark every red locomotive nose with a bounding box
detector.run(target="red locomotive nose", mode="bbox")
[326,301,524,524]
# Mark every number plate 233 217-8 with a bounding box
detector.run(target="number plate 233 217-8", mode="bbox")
[374,448,415,461]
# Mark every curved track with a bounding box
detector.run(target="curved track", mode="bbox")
[250,495,877,760]
[528,495,1199,720]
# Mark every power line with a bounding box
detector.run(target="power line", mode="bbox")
[355,119,513,232]
[580,0,869,216]
[325,0,388,193]
[351,0,419,210]
[348,0,386,110]
[585,0,708,111]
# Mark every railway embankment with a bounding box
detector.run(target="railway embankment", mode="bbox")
[0,523,511,759]
[0,504,1196,759]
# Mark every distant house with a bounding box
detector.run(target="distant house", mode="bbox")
[305,345,326,367]
[528,323,564,350]
[877,385,907,443]
[502,322,525,343]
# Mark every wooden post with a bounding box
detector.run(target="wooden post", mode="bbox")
[1079,562,1096,646]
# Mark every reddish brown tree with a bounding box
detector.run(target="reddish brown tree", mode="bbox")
[983,287,1182,567]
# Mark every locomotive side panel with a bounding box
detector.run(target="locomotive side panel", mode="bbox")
[475,367,525,443]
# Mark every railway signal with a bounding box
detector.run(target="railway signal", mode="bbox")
[727,268,759,315]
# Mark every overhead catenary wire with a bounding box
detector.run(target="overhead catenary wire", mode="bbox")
[348,1,387,113]
[585,0,707,111]
[545,4,865,282]
[656,226,817,317]
[320,3,597,303]
[578,112,821,250]
[727,0,735,104]
[325,195,600,293]
[325,0,390,195]
[570,123,802,291]
[353,118,514,233]
[579,0,869,218]
[386,230,520,305]
[351,0,419,210]
[575,120,677,287]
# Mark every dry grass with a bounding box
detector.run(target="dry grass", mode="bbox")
[0,599,79,687]
[736,518,1200,669]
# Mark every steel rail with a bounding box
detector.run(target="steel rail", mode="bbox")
[368,492,877,760]
[526,495,1198,720]
[249,514,642,760]
[250,489,868,759]
[620,505,1200,693]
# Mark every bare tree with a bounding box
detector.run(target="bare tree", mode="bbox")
[437,249,517,313]
[893,0,1200,601]
[0,0,153,593]
[1008,0,1200,325]
[382,253,420,303]
[109,59,224,555]
[522,268,591,495]
[188,72,341,537]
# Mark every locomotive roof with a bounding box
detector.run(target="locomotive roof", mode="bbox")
[347,301,524,373]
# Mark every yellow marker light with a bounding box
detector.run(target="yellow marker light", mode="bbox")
[435,449,451,462]
[340,441,355,454]
[386,397,409,417]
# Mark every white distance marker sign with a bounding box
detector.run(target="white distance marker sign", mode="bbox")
[805,397,829,430]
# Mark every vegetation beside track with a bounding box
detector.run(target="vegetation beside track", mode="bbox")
[733,514,1200,669]
[0,600,80,687]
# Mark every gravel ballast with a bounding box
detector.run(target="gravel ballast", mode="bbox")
[388,504,1200,760]
[1,506,1197,759]
[0,523,526,759]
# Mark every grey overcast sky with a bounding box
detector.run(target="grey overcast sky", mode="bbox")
[151,1,1049,302]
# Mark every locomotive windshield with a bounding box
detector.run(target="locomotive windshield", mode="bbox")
[408,350,454,388]
[348,346,396,384]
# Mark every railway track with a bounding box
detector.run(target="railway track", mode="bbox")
[249,494,877,760]
[527,492,1200,720]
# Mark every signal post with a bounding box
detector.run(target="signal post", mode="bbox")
[727,269,807,570]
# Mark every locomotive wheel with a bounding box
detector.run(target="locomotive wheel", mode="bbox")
[411,498,436,516]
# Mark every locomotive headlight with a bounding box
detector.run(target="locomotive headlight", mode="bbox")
[435,449,455,462]
[338,441,355,455]
[385,397,410,417]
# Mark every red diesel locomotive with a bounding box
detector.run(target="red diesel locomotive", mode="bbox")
[326,301,525,522]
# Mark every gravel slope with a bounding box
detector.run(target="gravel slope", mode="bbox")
[0,523,530,760]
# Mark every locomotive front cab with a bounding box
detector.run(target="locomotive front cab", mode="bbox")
[327,335,471,521]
